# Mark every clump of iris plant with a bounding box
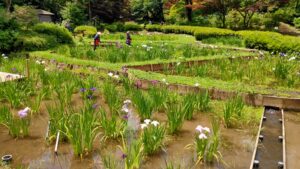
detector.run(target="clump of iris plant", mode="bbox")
[140,119,166,155]
[0,106,31,138]
[188,121,221,164]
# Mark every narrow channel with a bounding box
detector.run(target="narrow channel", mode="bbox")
[252,107,284,169]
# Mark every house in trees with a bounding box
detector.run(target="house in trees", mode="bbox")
[37,9,54,22]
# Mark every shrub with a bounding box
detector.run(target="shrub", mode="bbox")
[194,28,236,40]
[12,5,39,28]
[105,24,118,32]
[74,25,97,37]
[293,17,300,28]
[33,23,74,44]
[124,22,142,31]
[60,2,87,27]
[146,24,300,52]
[0,9,19,52]
[14,33,58,51]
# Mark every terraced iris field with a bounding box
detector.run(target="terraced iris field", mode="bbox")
[1,30,299,169]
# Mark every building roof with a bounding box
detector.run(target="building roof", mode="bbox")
[37,9,54,16]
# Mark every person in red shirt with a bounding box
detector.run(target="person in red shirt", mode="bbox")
[93,32,101,51]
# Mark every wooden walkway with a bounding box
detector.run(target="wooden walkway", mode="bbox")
[0,72,23,82]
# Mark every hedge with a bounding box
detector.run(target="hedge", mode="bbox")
[124,22,142,31]
[14,33,58,51]
[146,24,300,52]
[74,25,97,37]
[32,23,74,44]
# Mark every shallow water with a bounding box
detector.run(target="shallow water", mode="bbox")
[254,108,283,168]
[0,94,257,169]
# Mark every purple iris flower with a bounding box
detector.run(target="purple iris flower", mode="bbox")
[80,88,86,92]
[151,80,158,85]
[11,67,17,73]
[87,95,93,100]
[18,107,30,118]
[92,104,98,109]
[121,153,127,159]
[123,114,129,120]
[135,80,142,89]
[90,87,96,92]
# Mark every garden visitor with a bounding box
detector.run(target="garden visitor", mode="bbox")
[93,31,101,51]
[126,31,132,46]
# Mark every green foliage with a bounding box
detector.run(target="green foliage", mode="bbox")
[183,93,197,120]
[272,7,295,25]
[223,96,245,128]
[118,136,144,169]
[293,17,300,28]
[131,0,164,22]
[102,80,121,115]
[140,121,166,155]
[33,23,74,44]
[105,24,119,32]
[146,24,300,52]
[195,90,211,112]
[192,119,221,163]
[66,103,100,157]
[12,5,39,28]
[47,104,70,142]
[148,86,168,111]
[0,106,31,138]
[167,103,185,134]
[239,30,300,52]
[131,90,155,120]
[99,108,125,141]
[28,91,46,115]
[0,80,34,108]
[124,22,142,31]
[0,8,19,52]
[61,2,87,27]
[74,25,97,37]
[14,32,58,51]
[274,59,291,80]
[201,36,245,47]
[165,0,186,24]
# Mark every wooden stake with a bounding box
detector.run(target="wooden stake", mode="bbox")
[54,131,60,155]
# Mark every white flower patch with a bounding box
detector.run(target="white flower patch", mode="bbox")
[288,56,296,61]
[199,133,207,139]
[144,119,151,125]
[151,120,159,126]
[141,123,148,129]
[108,72,113,77]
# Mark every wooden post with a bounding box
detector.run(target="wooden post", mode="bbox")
[26,53,30,78]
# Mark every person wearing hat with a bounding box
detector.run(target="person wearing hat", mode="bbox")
[126,31,132,46]
[93,31,101,50]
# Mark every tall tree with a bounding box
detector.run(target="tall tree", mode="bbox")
[232,0,268,28]
[90,0,130,23]
[131,0,164,22]
[191,0,233,27]
[185,0,193,21]
[61,2,87,27]
[3,0,12,12]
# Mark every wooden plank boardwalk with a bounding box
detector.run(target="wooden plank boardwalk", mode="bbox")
[0,72,24,82]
